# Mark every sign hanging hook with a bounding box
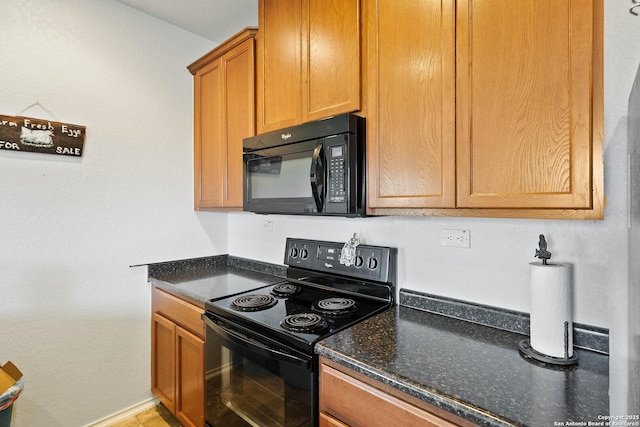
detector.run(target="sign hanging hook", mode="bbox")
[16,101,60,121]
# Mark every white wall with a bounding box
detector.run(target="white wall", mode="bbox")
[1,0,635,424]
[228,3,640,414]
[0,1,226,425]
[628,61,640,417]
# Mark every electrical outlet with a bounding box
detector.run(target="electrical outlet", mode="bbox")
[441,229,470,248]
[262,219,273,232]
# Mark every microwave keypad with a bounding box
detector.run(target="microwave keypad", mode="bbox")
[329,157,346,202]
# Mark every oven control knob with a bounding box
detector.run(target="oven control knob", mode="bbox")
[367,256,378,270]
[354,256,364,268]
[300,248,309,259]
[290,247,299,258]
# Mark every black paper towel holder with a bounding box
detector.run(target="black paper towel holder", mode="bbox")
[521,235,579,367]
[518,321,579,367]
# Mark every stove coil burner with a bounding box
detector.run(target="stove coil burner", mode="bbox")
[280,313,328,333]
[270,283,302,298]
[312,297,359,317]
[230,294,277,312]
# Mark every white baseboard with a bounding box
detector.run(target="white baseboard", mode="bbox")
[85,397,159,427]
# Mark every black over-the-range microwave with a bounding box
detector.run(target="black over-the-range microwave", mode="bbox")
[243,113,365,216]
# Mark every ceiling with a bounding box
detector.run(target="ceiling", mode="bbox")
[114,0,258,43]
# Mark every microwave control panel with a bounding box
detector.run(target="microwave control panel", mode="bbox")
[328,143,346,204]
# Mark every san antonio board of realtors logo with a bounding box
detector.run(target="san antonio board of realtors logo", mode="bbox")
[0,114,86,157]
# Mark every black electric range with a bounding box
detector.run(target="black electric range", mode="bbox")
[203,238,396,427]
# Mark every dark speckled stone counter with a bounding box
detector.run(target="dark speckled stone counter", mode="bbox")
[143,256,609,426]
[145,255,287,308]
[316,304,609,427]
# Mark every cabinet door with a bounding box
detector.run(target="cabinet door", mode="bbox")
[320,363,458,427]
[456,0,595,209]
[175,326,205,427]
[302,0,361,122]
[192,29,256,210]
[364,0,456,210]
[320,412,351,427]
[194,57,224,209]
[222,38,255,208]
[257,0,302,133]
[151,313,176,413]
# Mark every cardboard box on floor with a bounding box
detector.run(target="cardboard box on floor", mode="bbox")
[0,362,22,395]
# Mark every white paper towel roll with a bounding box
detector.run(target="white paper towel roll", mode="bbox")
[529,262,573,358]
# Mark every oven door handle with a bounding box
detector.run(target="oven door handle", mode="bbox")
[203,314,311,370]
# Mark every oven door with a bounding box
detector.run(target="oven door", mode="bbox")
[203,313,316,427]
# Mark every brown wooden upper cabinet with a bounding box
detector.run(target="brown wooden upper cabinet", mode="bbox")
[363,0,456,210]
[188,28,256,210]
[256,0,361,134]
[364,0,604,219]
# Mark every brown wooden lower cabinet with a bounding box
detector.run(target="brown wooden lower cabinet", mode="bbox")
[320,358,474,427]
[151,288,205,427]
[320,412,351,427]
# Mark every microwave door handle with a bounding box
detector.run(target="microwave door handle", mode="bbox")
[310,143,325,212]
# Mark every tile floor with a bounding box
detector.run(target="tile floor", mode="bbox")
[110,404,181,427]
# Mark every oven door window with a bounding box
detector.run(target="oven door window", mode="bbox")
[205,317,314,427]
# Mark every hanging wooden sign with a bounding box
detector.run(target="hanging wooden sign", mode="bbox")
[0,114,86,157]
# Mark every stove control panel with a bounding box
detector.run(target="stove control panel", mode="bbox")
[284,238,396,283]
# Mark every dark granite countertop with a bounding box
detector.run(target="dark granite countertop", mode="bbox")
[143,256,609,426]
[316,300,609,427]
[145,255,287,307]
